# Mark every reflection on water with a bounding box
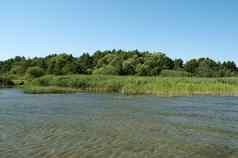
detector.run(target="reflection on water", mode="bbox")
[0,89,238,158]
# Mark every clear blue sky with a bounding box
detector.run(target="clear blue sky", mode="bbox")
[0,0,237,63]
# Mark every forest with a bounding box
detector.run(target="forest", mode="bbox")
[0,50,237,79]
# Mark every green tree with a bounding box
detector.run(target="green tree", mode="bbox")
[184,59,199,74]
[26,66,45,79]
[135,64,150,76]
[10,65,26,76]
[222,61,237,72]
[95,54,123,75]
[77,53,93,74]
[174,58,184,70]
[122,57,138,75]
[141,53,173,76]
[93,65,120,75]
[0,50,237,77]
[47,54,75,75]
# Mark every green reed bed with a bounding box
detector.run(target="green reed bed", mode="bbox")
[23,75,238,96]
[23,86,81,94]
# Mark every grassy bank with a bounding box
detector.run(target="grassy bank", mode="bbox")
[21,75,238,96]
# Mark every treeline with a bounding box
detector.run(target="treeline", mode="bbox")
[0,50,237,78]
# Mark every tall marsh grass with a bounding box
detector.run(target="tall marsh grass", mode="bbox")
[24,75,238,96]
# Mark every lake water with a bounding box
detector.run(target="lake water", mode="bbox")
[0,89,238,158]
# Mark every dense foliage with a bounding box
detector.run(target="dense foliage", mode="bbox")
[0,50,237,78]
[0,76,15,87]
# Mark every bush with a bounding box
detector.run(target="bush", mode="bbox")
[26,67,45,79]
[93,65,120,75]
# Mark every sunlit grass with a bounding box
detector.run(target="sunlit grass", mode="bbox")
[23,75,238,96]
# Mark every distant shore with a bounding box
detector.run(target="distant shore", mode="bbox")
[18,75,238,96]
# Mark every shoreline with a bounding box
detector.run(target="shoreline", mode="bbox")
[21,86,238,96]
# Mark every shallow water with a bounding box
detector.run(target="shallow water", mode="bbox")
[0,89,238,158]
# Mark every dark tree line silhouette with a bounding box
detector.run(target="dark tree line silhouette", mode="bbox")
[0,50,237,78]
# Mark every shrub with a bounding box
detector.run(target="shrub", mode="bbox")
[26,67,45,79]
[93,65,120,75]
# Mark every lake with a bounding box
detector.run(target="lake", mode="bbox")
[0,89,238,158]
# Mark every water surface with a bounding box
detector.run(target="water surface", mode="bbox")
[0,89,238,158]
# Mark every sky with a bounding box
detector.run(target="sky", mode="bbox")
[0,0,237,63]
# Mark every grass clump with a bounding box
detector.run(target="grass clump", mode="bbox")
[159,70,192,77]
